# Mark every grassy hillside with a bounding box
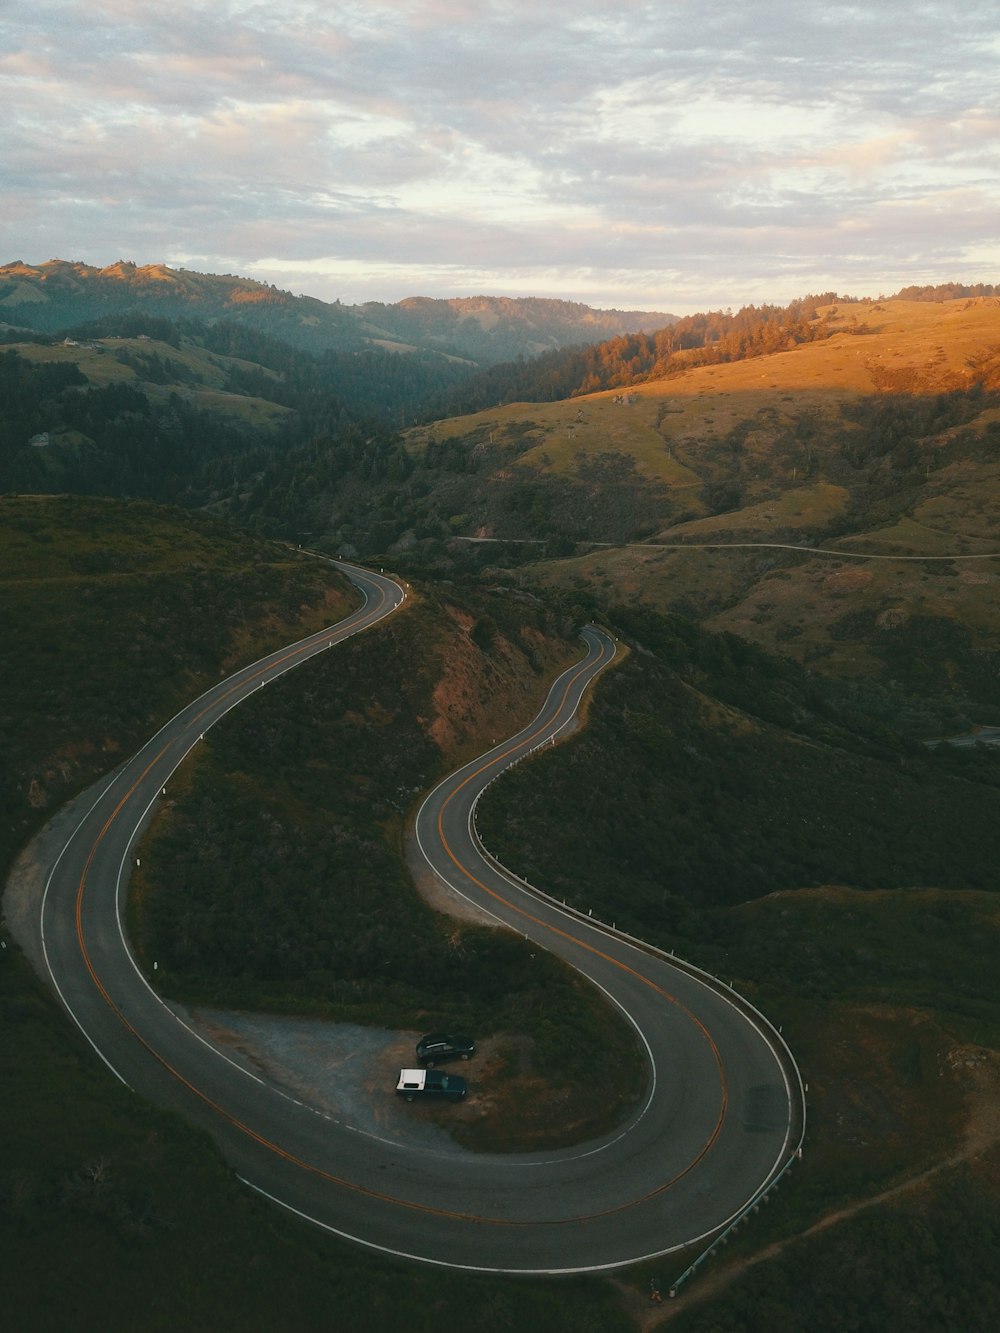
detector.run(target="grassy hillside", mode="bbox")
[665,1147,1000,1330]
[478,606,1000,950]
[407,295,1000,510]
[0,318,463,507]
[14,289,999,668]
[6,275,1000,1324]
[392,297,1000,690]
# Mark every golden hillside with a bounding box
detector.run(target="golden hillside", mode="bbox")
[409,297,1000,684]
[410,297,1000,481]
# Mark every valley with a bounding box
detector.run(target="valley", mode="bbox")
[2,270,999,1330]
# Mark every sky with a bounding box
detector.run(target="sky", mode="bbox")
[2,1,998,314]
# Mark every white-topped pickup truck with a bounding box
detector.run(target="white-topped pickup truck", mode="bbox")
[395,1068,468,1103]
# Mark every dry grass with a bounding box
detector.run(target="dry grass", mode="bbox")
[185,387,292,425]
[15,340,138,387]
[653,481,851,541]
[409,297,1000,489]
[15,336,294,429]
[442,297,1000,681]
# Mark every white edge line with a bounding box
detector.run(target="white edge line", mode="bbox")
[38,562,404,1099]
[40,576,804,1270]
[416,621,800,1210]
[237,1175,730,1276]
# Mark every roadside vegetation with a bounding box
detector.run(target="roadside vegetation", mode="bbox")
[6,284,1000,1327]
[477,604,1000,1318]
[0,494,359,883]
[656,1150,1000,1332]
[479,607,1000,929]
[130,582,646,1150]
[0,496,631,1330]
[1,946,627,1333]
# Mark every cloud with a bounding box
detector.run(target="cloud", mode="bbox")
[2,1,999,309]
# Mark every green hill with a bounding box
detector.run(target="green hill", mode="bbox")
[0,322,438,506]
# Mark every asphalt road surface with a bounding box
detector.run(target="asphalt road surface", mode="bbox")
[34,561,804,1273]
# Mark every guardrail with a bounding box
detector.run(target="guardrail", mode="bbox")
[470,790,808,1295]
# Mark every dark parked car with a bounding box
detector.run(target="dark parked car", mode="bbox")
[415,1033,476,1065]
[396,1068,468,1103]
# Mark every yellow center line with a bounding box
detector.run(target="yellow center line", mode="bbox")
[431,635,730,1215]
[71,619,728,1230]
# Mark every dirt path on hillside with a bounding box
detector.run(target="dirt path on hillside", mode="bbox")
[616,1046,1000,1330]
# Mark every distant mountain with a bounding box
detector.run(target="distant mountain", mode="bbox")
[355,293,677,364]
[0,259,365,354]
[0,260,676,366]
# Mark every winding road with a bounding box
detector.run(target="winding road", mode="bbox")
[32,559,804,1274]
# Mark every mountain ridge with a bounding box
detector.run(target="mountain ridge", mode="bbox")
[0,258,676,366]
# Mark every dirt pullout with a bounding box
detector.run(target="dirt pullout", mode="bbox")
[186,1009,477,1152]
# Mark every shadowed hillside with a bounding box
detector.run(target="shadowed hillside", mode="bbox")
[0,494,359,877]
[0,494,631,1331]
[4,283,1000,1328]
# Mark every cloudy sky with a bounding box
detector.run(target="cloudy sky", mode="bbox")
[2,1,998,313]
